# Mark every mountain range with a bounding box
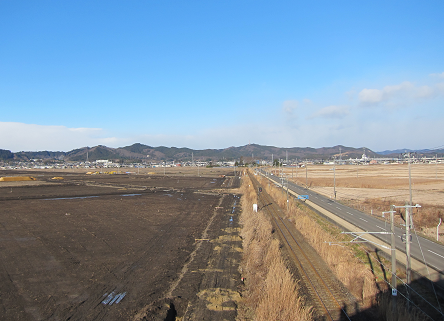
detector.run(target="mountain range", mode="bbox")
[0,143,442,162]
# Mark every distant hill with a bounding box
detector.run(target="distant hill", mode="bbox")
[377,148,444,157]
[1,143,384,162]
[0,149,14,160]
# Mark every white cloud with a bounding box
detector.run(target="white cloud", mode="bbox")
[358,81,414,104]
[358,88,385,104]
[309,105,349,119]
[358,80,444,106]
[282,100,298,117]
[429,72,444,78]
[0,122,119,152]
[416,85,435,98]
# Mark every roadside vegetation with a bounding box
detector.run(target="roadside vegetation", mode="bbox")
[237,173,313,321]
[257,172,429,321]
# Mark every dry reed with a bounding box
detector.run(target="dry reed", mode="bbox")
[261,176,378,304]
[258,174,432,320]
[237,174,312,321]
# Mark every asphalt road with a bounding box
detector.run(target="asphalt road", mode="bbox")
[257,169,444,275]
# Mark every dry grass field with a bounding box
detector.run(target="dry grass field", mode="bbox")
[237,173,312,321]
[257,173,430,321]
[277,163,444,238]
[279,163,444,204]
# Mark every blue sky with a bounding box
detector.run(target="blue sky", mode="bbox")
[1,1,443,152]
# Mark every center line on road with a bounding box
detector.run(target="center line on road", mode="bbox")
[359,218,368,222]
[346,212,353,215]
[376,225,386,230]
[428,250,444,259]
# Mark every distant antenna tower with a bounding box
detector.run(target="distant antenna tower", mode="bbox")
[339,147,342,162]
[86,147,89,162]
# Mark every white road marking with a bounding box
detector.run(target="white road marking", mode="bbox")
[376,225,386,230]
[336,206,341,209]
[428,250,444,259]
[359,218,368,222]
[346,212,353,215]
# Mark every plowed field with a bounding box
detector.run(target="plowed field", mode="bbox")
[0,170,242,320]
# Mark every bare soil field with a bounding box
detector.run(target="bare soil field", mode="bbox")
[0,168,242,320]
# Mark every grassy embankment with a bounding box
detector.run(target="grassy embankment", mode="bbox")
[258,172,428,321]
[237,173,313,321]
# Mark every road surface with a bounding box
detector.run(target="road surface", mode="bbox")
[257,168,444,276]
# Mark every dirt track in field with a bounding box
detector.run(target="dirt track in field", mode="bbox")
[0,170,242,320]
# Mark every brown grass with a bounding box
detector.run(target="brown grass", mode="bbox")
[279,164,444,238]
[342,198,444,230]
[259,175,378,304]
[237,173,312,321]
[376,292,428,321]
[258,173,431,321]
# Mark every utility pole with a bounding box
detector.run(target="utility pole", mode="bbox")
[406,204,411,286]
[333,160,336,199]
[383,205,397,316]
[286,150,288,164]
[408,153,413,206]
[286,176,289,212]
[393,203,421,306]
[305,161,308,188]
[390,204,397,293]
[408,153,413,286]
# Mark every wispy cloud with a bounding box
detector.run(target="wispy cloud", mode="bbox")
[429,72,444,78]
[309,105,349,119]
[358,81,414,105]
[282,100,298,117]
[0,122,118,152]
[358,80,444,106]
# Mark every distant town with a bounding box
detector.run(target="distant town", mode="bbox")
[1,150,443,171]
